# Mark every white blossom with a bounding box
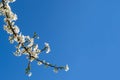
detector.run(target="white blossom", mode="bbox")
[11,22,15,26]
[27,38,34,47]
[9,36,14,43]
[7,12,17,21]
[36,49,41,53]
[15,33,25,43]
[28,72,32,77]
[13,25,20,33]
[13,49,21,56]
[27,47,32,52]
[9,39,14,43]
[65,64,69,72]
[11,13,17,21]
[33,44,38,51]
[30,57,35,62]
[37,61,42,65]
[4,25,13,34]
[53,68,58,73]
[6,3,11,11]
[44,42,51,53]
[31,52,38,58]
[46,62,50,65]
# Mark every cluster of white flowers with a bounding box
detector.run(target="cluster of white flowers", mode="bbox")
[1,0,50,62]
[0,0,69,77]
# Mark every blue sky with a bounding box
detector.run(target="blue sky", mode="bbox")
[0,0,120,80]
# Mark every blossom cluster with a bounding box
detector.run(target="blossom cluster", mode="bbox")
[0,0,69,77]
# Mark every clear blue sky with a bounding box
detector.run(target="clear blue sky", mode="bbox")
[0,0,120,80]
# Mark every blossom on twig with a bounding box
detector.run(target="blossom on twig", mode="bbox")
[0,0,69,77]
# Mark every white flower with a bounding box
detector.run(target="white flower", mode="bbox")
[4,18,9,23]
[12,14,17,21]
[20,35,25,43]
[13,52,20,56]
[27,38,34,47]
[11,22,15,26]
[15,33,25,43]
[53,68,58,73]
[31,52,38,58]
[9,36,14,44]
[29,57,35,62]
[4,25,13,34]
[33,44,38,51]
[13,49,21,56]
[9,39,14,43]
[27,47,32,52]
[44,42,51,53]
[65,64,69,72]
[13,25,20,33]
[28,72,32,77]
[36,49,41,53]
[37,61,42,65]
[6,3,11,10]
